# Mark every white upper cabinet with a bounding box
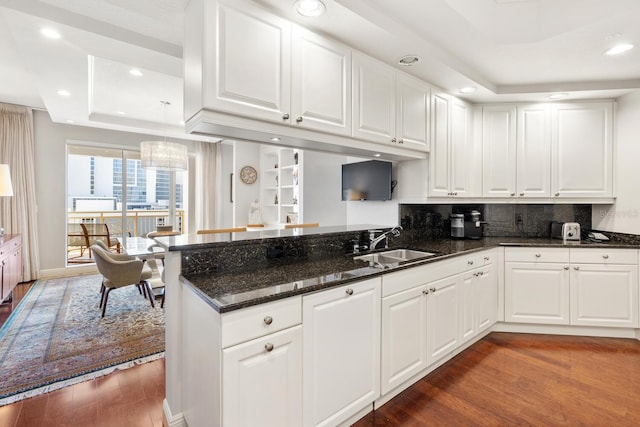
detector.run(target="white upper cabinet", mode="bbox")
[551,102,614,198]
[396,73,430,151]
[205,0,291,123]
[482,105,517,198]
[429,93,473,198]
[352,52,397,145]
[517,104,551,198]
[291,26,351,136]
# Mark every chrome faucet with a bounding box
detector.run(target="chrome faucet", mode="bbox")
[369,226,403,251]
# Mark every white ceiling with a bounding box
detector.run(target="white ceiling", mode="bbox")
[0,0,638,139]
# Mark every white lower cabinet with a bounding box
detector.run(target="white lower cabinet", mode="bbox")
[222,326,302,427]
[505,261,571,325]
[380,285,428,395]
[426,274,460,364]
[570,264,638,328]
[505,248,639,328]
[476,263,498,333]
[302,278,381,427]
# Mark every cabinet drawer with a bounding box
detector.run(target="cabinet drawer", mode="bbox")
[221,296,302,348]
[382,257,459,297]
[504,247,570,263]
[570,248,638,265]
[460,249,497,271]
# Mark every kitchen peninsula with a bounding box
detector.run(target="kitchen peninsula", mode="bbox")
[157,226,640,427]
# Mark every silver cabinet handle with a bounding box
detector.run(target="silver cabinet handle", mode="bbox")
[555,192,560,196]
[473,272,479,277]
[265,343,274,352]
[535,253,541,258]
[430,287,436,293]
[391,137,397,143]
[296,116,303,123]
[345,288,354,296]
[484,256,490,261]
[399,139,404,144]
[602,254,609,259]
[478,271,484,276]
[263,316,273,325]
[564,266,569,270]
[282,113,290,120]
[574,266,580,270]
[510,193,515,196]
[519,192,525,196]
[423,289,430,295]
[468,260,474,265]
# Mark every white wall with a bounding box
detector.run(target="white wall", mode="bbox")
[34,111,199,274]
[218,142,234,228]
[592,91,640,234]
[233,141,261,226]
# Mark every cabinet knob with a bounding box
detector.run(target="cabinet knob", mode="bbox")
[564,266,569,270]
[468,260,474,265]
[453,192,458,196]
[535,253,541,258]
[519,192,525,196]
[510,193,515,196]
[478,271,484,276]
[391,138,397,143]
[399,139,404,144]
[296,116,303,123]
[574,266,580,270]
[484,256,490,261]
[555,192,560,197]
[282,113,290,120]
[602,254,609,259]
[473,272,479,277]
[263,316,273,325]
[345,288,354,296]
[264,343,274,352]
[423,289,430,295]
[430,287,436,293]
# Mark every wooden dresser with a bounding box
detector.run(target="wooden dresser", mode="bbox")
[1,234,22,302]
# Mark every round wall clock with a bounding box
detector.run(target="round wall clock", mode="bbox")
[240,165,257,184]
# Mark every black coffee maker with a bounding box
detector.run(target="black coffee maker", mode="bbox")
[463,210,486,240]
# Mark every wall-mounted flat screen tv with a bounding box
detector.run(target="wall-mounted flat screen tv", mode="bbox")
[341,160,392,201]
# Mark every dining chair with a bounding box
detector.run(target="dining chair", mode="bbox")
[92,245,154,317]
[284,222,319,229]
[197,227,247,234]
[95,239,151,296]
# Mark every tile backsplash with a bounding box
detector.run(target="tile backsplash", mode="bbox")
[399,204,592,239]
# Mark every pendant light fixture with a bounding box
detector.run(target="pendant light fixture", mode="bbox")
[140,101,188,172]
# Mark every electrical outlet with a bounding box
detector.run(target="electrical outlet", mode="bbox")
[515,214,523,224]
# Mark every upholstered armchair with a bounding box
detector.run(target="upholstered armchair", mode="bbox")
[94,239,152,297]
[92,245,153,317]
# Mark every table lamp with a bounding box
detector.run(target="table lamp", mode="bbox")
[0,164,14,237]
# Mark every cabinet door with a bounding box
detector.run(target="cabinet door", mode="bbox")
[482,105,516,197]
[476,263,498,333]
[450,97,472,196]
[429,92,451,197]
[208,0,291,123]
[517,104,551,198]
[570,264,638,328]
[222,326,302,427]
[551,102,614,198]
[505,262,570,325]
[459,271,476,344]
[426,275,459,365]
[396,73,429,152]
[302,278,381,427]
[291,26,351,136]
[352,52,396,144]
[381,285,428,395]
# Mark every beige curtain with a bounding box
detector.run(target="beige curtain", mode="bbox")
[0,103,40,281]
[194,141,219,231]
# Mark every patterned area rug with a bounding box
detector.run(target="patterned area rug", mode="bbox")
[0,274,165,405]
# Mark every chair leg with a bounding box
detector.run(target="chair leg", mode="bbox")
[161,292,165,309]
[143,281,155,308]
[101,288,112,317]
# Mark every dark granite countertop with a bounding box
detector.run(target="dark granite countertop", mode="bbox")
[181,235,640,313]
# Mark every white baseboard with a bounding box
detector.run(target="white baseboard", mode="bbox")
[163,399,187,427]
[39,264,98,279]
[494,322,638,339]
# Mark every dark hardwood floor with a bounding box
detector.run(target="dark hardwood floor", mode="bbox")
[3,283,640,426]
[354,332,640,426]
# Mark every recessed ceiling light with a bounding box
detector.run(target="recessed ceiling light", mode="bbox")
[398,55,420,66]
[548,93,568,100]
[271,137,281,142]
[459,86,477,94]
[56,89,71,97]
[295,0,325,17]
[129,69,143,77]
[117,111,126,115]
[373,153,381,157]
[40,28,61,39]
[605,43,634,56]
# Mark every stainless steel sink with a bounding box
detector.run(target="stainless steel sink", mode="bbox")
[354,249,435,268]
